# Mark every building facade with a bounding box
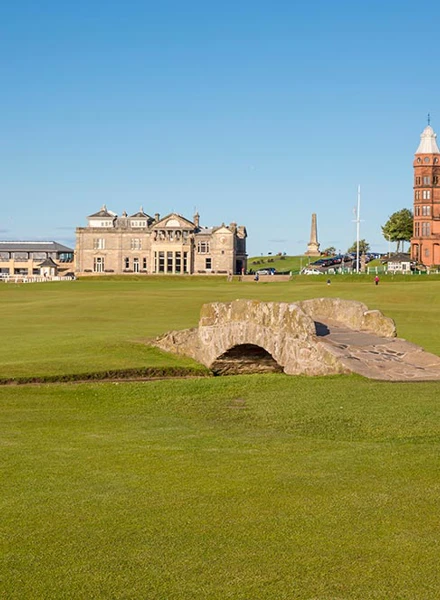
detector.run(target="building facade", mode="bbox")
[0,241,74,278]
[411,125,440,266]
[75,207,247,276]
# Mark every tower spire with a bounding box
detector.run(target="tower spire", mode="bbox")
[428,113,431,126]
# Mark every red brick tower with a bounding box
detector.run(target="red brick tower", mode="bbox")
[411,124,440,266]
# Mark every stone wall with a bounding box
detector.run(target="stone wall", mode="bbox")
[297,298,396,337]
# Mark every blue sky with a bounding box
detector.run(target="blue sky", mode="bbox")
[1,0,439,256]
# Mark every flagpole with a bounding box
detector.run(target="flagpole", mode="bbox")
[356,185,361,274]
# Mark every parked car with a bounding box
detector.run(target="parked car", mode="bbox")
[256,268,276,275]
[301,268,323,275]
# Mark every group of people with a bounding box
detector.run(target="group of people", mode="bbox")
[326,276,380,285]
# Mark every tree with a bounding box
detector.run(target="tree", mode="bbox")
[323,246,336,256]
[347,239,370,254]
[381,209,413,253]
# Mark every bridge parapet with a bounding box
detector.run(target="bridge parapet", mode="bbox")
[154,299,350,375]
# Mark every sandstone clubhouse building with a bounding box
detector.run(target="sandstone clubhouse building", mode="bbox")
[75,206,247,276]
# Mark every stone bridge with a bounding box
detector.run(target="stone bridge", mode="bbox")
[153,298,440,381]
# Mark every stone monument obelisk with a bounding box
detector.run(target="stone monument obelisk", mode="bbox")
[305,213,320,256]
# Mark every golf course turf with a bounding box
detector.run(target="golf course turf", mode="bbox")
[1,276,439,598]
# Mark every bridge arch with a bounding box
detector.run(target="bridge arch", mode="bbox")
[210,343,283,375]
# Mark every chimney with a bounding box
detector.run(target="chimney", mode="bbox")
[155,213,160,223]
[194,212,200,228]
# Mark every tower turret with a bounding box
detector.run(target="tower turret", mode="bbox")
[411,123,440,266]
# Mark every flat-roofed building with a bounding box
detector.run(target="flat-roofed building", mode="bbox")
[75,207,247,276]
[0,241,74,277]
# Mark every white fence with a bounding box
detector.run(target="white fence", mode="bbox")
[0,274,76,284]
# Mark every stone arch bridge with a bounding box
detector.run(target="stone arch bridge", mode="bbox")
[154,298,440,381]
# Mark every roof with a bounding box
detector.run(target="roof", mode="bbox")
[37,257,59,267]
[129,206,153,219]
[0,241,74,253]
[88,205,117,219]
[415,125,440,154]
[382,253,412,264]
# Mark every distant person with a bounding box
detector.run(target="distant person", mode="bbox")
[254,272,259,282]
[374,275,380,286]
[327,279,331,285]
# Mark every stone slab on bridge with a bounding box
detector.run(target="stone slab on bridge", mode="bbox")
[153,298,440,381]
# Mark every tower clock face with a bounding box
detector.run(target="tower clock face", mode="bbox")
[424,157,430,163]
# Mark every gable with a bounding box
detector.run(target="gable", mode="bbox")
[213,226,233,236]
[153,213,195,229]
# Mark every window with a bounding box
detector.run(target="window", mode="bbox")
[415,191,420,200]
[423,176,431,185]
[142,257,147,270]
[93,220,112,227]
[12,252,28,261]
[434,176,439,185]
[0,252,9,262]
[422,205,431,216]
[424,247,430,257]
[414,222,420,236]
[131,220,146,228]
[158,251,165,273]
[167,251,173,272]
[416,177,421,185]
[133,257,140,272]
[422,222,431,236]
[131,238,142,250]
[175,252,181,273]
[205,257,212,269]
[93,238,105,250]
[124,257,129,269]
[93,257,105,272]
[422,190,431,200]
[197,241,210,253]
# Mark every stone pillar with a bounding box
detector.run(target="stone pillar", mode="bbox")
[305,213,321,256]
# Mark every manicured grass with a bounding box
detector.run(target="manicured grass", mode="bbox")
[1,375,440,599]
[1,275,440,378]
[1,275,440,598]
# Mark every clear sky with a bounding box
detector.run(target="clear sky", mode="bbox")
[1,0,439,256]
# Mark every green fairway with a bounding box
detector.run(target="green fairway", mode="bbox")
[1,275,440,598]
[1,375,440,599]
[1,275,440,378]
